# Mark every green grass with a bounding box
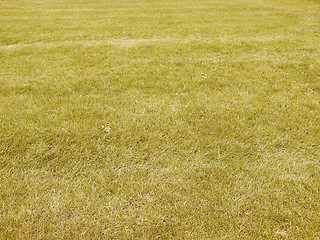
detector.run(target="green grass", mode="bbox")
[1,0,320,238]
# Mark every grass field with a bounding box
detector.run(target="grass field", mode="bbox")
[1,0,320,239]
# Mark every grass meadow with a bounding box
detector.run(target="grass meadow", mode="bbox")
[1,0,320,238]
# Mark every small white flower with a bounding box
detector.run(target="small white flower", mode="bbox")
[102,123,111,133]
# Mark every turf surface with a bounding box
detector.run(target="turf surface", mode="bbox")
[1,0,320,238]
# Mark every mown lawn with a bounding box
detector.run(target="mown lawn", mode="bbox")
[0,0,320,239]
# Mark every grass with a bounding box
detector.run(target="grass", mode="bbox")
[0,0,320,238]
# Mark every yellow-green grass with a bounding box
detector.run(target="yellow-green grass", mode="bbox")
[0,0,320,238]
